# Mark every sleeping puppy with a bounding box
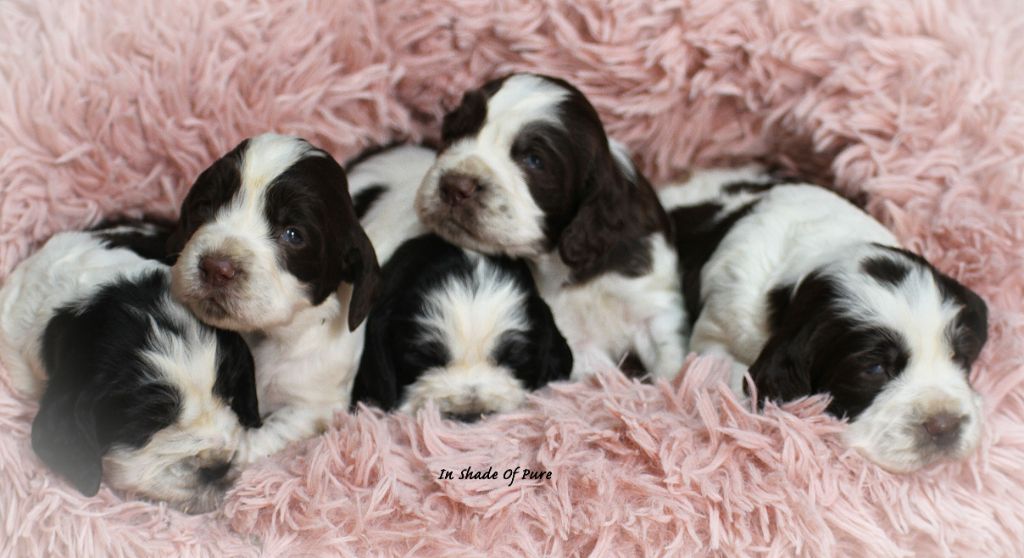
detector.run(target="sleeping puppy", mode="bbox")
[659,166,989,472]
[415,73,686,380]
[351,234,573,421]
[167,133,379,463]
[0,223,260,513]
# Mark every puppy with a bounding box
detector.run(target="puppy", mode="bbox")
[659,166,989,472]
[352,234,573,421]
[168,133,379,463]
[415,73,686,380]
[0,223,260,513]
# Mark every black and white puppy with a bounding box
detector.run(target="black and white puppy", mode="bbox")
[351,233,573,420]
[659,166,989,472]
[168,133,379,463]
[415,73,686,380]
[0,224,260,513]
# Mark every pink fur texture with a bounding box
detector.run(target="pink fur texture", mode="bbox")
[2,0,1023,555]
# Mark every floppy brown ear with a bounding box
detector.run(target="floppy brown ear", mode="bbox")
[342,226,380,331]
[558,146,666,284]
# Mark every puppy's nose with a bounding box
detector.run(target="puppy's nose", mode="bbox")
[922,412,964,447]
[439,173,479,206]
[199,255,236,287]
[197,460,232,484]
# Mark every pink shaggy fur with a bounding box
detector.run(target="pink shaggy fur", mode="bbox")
[2,0,1023,555]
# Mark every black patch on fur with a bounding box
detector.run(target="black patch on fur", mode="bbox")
[439,73,670,282]
[749,272,912,419]
[352,184,387,220]
[92,218,176,264]
[352,234,572,412]
[212,329,262,428]
[861,256,910,287]
[669,201,758,325]
[723,180,779,195]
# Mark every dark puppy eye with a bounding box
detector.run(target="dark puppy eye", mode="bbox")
[279,227,305,247]
[524,152,544,170]
[863,363,887,378]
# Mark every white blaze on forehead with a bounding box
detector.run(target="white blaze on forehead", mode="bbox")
[479,74,571,148]
[239,133,321,198]
[837,257,962,369]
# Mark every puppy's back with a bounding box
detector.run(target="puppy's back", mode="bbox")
[0,231,164,397]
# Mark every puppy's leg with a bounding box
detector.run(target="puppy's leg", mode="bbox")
[634,311,688,380]
[236,404,337,464]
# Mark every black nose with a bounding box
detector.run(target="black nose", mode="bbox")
[444,411,485,423]
[922,412,964,447]
[439,173,479,206]
[197,460,232,484]
[199,255,237,287]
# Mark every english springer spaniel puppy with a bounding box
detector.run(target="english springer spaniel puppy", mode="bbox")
[352,234,573,421]
[415,73,686,380]
[168,133,379,463]
[659,166,989,472]
[0,223,261,513]
[347,144,571,419]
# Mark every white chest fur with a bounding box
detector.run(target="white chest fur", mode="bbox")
[532,234,686,380]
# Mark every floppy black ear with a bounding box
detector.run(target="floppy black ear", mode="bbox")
[350,309,402,411]
[31,389,104,496]
[524,292,574,387]
[213,329,262,428]
[341,226,381,332]
[747,334,813,406]
[557,146,666,284]
[935,272,989,369]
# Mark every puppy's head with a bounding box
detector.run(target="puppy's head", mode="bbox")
[169,133,379,332]
[32,271,261,513]
[750,245,989,472]
[353,235,572,421]
[416,73,667,282]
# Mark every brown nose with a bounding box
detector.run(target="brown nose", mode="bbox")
[439,173,479,206]
[922,412,964,447]
[199,255,237,287]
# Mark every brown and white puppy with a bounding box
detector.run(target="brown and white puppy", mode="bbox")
[415,73,686,380]
[168,133,379,463]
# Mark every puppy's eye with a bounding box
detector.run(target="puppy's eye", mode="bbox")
[863,363,887,377]
[524,152,544,170]
[279,227,305,247]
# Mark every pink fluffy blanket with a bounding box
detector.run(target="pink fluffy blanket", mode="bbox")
[2,0,1023,555]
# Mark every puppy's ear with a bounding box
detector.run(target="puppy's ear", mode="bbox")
[350,308,402,411]
[936,273,989,368]
[213,329,262,428]
[747,334,813,407]
[558,144,665,283]
[340,226,380,332]
[31,389,104,496]
[525,292,574,387]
